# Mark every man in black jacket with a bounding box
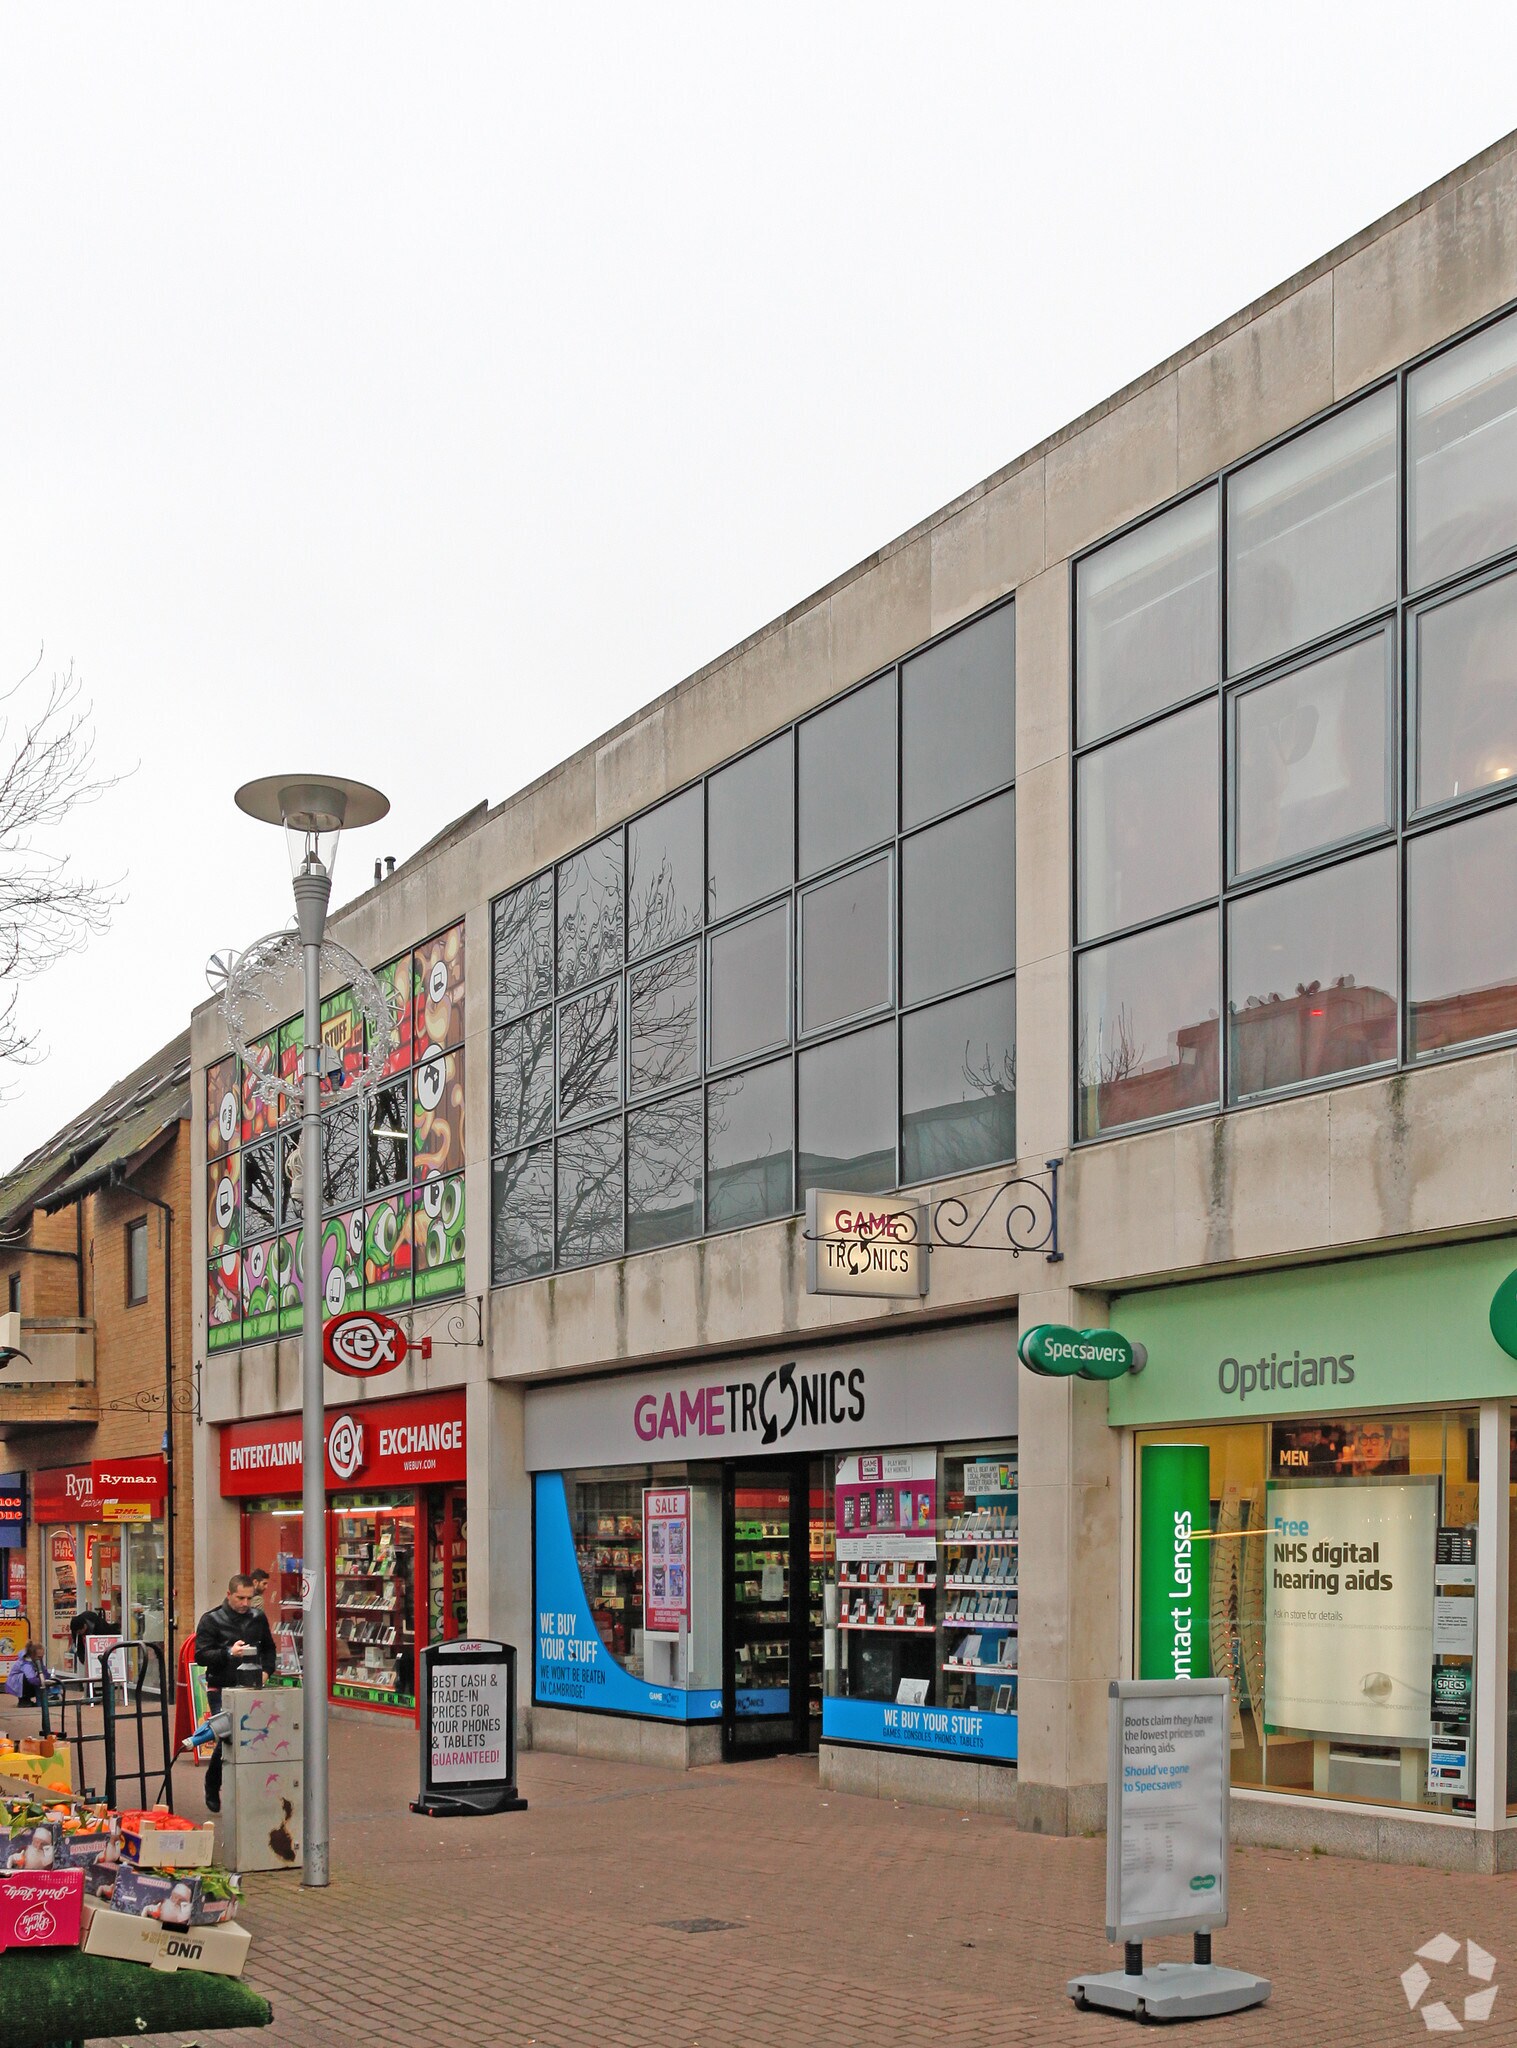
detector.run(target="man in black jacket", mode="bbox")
[194,1574,277,1814]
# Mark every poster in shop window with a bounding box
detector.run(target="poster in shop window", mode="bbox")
[1264,1477,1436,1745]
[835,1452,937,1564]
[643,1488,691,1633]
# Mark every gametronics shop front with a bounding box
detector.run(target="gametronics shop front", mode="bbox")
[219,1386,468,1718]
[524,1320,1019,1773]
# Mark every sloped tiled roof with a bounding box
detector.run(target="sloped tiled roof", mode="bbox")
[0,1030,191,1237]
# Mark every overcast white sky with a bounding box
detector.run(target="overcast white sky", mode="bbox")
[2,4,1516,1164]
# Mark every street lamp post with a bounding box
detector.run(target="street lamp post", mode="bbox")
[234,774,389,1889]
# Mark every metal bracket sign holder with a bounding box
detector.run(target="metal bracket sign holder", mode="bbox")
[411,1639,529,1819]
[1069,1679,1270,2023]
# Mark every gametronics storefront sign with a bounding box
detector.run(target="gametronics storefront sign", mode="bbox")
[522,1321,1017,1472]
[1109,1237,1517,1428]
[219,1388,466,1496]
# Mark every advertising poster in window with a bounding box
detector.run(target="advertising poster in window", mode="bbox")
[1264,1478,1436,1744]
[414,924,465,1058]
[207,1253,241,1351]
[835,1451,937,1564]
[642,1488,691,1633]
[414,1178,465,1301]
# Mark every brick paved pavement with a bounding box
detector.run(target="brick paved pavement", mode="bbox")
[17,1700,1514,2048]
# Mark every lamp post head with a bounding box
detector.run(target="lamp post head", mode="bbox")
[235,773,390,881]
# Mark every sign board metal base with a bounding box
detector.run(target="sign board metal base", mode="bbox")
[1069,1962,1271,2021]
[410,1786,528,1818]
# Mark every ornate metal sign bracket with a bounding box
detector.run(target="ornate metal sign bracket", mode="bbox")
[927,1157,1062,1263]
[407,1293,484,1351]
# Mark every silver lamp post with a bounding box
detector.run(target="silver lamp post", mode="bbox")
[234,774,389,1889]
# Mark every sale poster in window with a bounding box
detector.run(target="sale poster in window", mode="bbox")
[642,1488,691,1633]
[1264,1477,1436,1745]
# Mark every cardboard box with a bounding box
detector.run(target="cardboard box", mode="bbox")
[110,1864,241,1926]
[122,1816,217,1868]
[0,1749,72,1793]
[81,1896,252,1977]
[0,1867,85,1949]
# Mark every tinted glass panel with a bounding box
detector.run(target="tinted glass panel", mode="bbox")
[706,1057,793,1230]
[557,833,623,992]
[276,1132,302,1227]
[628,786,703,960]
[627,1090,703,1251]
[1077,911,1219,1137]
[1409,308,1517,591]
[557,982,621,1125]
[242,1139,277,1241]
[797,1020,896,1197]
[1408,804,1517,1057]
[1078,701,1218,941]
[902,792,1015,1005]
[322,1099,362,1213]
[492,1011,554,1153]
[492,1144,553,1284]
[707,732,793,921]
[798,674,895,878]
[800,856,892,1034]
[1227,849,1396,1101]
[366,1079,412,1194]
[708,905,789,1067]
[1413,567,1517,811]
[901,606,1015,827]
[1076,489,1218,744]
[556,1120,623,1268]
[492,874,553,1022]
[1227,388,1397,675]
[902,979,1015,1183]
[628,942,700,1099]
[1233,631,1391,877]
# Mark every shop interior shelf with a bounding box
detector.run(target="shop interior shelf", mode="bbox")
[945,1658,1018,1675]
[941,1535,1018,1548]
[838,1619,933,1633]
[943,1618,1019,1631]
[945,1575,1017,1589]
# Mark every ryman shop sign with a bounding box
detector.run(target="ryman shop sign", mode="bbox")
[1108,1236,1517,1429]
[523,1320,1015,1472]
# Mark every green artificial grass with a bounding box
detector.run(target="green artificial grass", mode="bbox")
[0,1945,272,2046]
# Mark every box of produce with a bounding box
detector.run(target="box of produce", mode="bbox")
[80,1895,253,1977]
[0,1867,85,1949]
[120,1808,217,1868]
[110,1863,242,1926]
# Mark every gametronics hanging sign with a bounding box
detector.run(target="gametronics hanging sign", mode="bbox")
[805,1191,927,1299]
[219,1388,466,1496]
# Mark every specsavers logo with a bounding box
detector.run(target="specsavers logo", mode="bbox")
[326,1414,366,1482]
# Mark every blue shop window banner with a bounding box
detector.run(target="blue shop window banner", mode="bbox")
[533,1473,721,1724]
[822,1694,1017,1763]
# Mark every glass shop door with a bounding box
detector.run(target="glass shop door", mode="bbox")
[722,1463,809,1760]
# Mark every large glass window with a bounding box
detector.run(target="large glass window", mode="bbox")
[901,793,1015,1006]
[1078,912,1219,1138]
[798,674,896,879]
[1409,306,1517,592]
[1076,489,1217,743]
[1411,565,1517,812]
[799,856,892,1035]
[1227,388,1397,677]
[1078,702,1217,942]
[1136,1414,1477,1815]
[1227,849,1397,1101]
[1407,803,1517,1059]
[1232,631,1391,878]
[1075,304,1517,1140]
[492,601,1014,1277]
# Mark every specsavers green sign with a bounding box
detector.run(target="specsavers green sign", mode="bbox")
[1019,1325,1140,1380]
[1138,1445,1212,1681]
[1108,1236,1517,1429]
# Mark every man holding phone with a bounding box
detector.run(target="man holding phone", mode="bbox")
[193,1574,276,1814]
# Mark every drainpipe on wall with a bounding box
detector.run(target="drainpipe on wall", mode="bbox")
[114,1171,175,1698]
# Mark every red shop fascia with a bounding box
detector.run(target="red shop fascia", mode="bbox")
[219,1387,468,1719]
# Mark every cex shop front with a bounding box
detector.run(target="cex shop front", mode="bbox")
[219,1387,468,1718]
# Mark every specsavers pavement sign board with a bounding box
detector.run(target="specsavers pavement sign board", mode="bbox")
[805,1190,927,1299]
[1110,1236,1517,1428]
[1107,1678,1230,1943]
[523,1320,1016,1471]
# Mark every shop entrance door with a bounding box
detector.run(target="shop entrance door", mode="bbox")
[722,1462,811,1760]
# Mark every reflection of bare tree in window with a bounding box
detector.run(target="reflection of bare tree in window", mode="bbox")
[706,1063,791,1226]
[492,1144,553,1281]
[492,1010,553,1152]
[557,837,623,991]
[557,982,620,1123]
[1078,1005,1144,1091]
[627,1093,702,1248]
[323,1099,362,1211]
[627,804,701,957]
[492,874,553,1020]
[629,943,699,1097]
[557,1121,623,1265]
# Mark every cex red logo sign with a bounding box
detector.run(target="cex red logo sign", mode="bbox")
[322,1310,428,1378]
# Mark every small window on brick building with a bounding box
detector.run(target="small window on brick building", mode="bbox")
[5,1273,17,1314]
[126,1219,149,1306]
